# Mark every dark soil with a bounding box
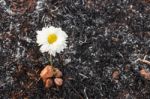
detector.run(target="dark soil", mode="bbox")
[0,0,150,99]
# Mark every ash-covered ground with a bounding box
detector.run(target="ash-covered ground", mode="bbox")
[0,0,150,99]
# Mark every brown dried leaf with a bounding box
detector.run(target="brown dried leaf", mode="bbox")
[54,78,63,86]
[40,65,54,81]
[54,68,63,78]
[45,79,53,88]
[112,70,120,80]
[140,69,150,80]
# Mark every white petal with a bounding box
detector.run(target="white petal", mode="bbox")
[40,44,49,53]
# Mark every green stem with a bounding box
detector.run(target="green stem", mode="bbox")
[49,55,53,65]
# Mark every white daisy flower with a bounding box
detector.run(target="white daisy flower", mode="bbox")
[36,26,68,56]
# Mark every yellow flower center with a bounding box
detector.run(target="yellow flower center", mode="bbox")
[47,34,57,44]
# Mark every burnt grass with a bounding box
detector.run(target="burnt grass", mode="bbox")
[0,0,150,99]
